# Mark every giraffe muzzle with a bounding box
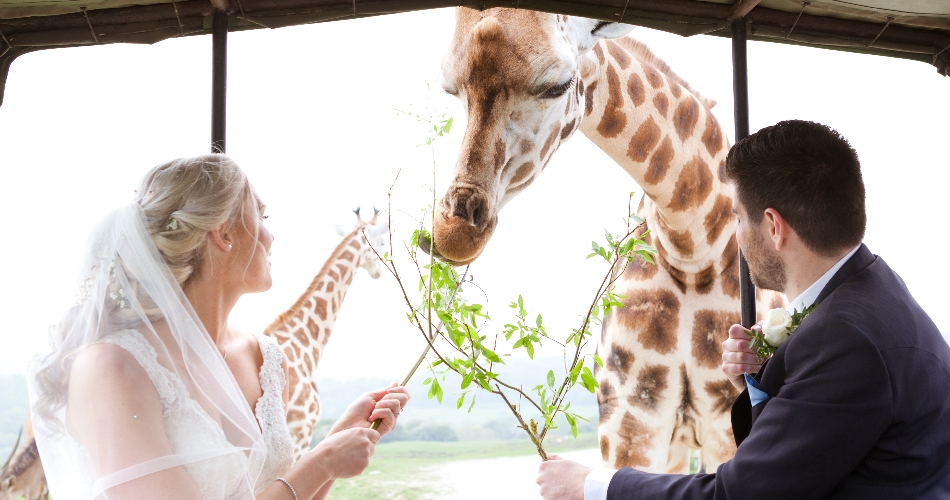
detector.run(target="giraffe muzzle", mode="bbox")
[428,186,497,265]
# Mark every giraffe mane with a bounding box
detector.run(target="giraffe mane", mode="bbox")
[616,37,717,110]
[263,227,363,335]
[3,438,39,480]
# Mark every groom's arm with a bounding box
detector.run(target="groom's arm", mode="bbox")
[604,318,891,500]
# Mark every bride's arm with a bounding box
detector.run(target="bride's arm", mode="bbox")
[67,343,203,500]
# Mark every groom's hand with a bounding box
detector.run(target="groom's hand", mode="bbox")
[537,455,589,500]
[722,323,764,390]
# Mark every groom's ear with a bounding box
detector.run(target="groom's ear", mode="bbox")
[764,208,788,251]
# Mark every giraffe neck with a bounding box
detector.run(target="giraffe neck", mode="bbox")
[264,228,366,354]
[576,38,735,276]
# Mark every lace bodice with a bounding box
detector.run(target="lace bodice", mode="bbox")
[99,329,294,498]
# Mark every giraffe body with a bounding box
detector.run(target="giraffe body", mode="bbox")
[265,211,388,461]
[435,8,785,472]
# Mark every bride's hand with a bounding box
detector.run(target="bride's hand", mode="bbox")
[309,427,380,479]
[329,382,409,437]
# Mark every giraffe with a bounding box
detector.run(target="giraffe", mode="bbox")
[1,413,48,500]
[265,208,389,461]
[432,8,785,473]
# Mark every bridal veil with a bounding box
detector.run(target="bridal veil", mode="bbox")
[28,157,267,500]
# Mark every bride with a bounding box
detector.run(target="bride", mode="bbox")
[28,155,408,500]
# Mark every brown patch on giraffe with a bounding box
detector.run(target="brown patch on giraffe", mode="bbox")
[626,73,645,107]
[326,281,335,293]
[584,80,598,116]
[702,110,724,156]
[287,408,305,424]
[596,65,627,138]
[592,43,606,66]
[705,194,733,246]
[294,308,306,322]
[314,297,328,320]
[695,264,716,295]
[717,159,728,183]
[653,93,669,118]
[290,343,300,359]
[614,412,657,468]
[669,155,712,212]
[666,228,694,257]
[623,252,659,281]
[607,344,635,384]
[540,123,560,160]
[672,98,700,142]
[600,434,611,462]
[705,379,740,415]
[616,289,681,354]
[335,262,349,277]
[304,353,314,373]
[327,269,340,281]
[561,118,577,140]
[331,297,339,314]
[509,162,534,186]
[520,138,533,154]
[692,309,739,369]
[494,138,506,169]
[306,317,318,340]
[668,77,682,99]
[626,116,661,163]
[606,40,631,69]
[294,326,309,346]
[598,378,617,424]
[294,383,309,406]
[771,295,785,310]
[644,136,674,185]
[643,65,664,89]
[628,364,670,412]
[348,239,361,250]
[340,250,355,262]
[720,237,740,299]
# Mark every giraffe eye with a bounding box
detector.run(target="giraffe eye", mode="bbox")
[540,77,575,99]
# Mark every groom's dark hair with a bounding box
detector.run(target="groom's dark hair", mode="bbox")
[725,120,866,257]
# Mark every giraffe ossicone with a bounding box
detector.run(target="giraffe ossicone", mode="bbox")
[266,207,389,461]
[434,8,785,473]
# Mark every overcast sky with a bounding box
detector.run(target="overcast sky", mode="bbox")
[0,8,947,382]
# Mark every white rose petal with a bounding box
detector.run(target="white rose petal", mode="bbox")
[761,308,794,347]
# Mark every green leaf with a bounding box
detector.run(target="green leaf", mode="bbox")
[456,393,466,409]
[481,346,502,363]
[524,341,535,359]
[536,314,543,328]
[565,412,578,439]
[593,354,604,368]
[461,370,475,389]
[468,393,477,413]
[547,369,556,388]
[580,367,598,394]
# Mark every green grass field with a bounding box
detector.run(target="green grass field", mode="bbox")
[326,433,599,500]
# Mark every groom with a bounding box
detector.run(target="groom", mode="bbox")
[536,120,950,499]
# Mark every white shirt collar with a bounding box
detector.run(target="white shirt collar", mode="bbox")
[786,244,862,314]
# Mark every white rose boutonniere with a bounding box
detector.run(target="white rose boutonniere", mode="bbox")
[745,304,817,361]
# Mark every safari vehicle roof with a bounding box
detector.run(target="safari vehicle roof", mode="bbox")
[1,0,948,106]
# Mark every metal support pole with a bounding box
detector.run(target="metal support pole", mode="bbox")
[731,17,757,328]
[211,9,228,154]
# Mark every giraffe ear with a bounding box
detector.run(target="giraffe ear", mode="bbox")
[569,18,635,53]
[334,225,347,237]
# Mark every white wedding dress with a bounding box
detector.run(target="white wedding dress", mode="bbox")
[97,329,295,498]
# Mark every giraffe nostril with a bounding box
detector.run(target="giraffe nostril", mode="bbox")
[472,205,483,227]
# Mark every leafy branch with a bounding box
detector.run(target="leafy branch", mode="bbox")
[366,101,657,460]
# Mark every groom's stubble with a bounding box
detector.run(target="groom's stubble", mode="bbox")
[744,224,787,294]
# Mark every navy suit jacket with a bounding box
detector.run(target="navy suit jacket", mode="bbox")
[608,245,950,499]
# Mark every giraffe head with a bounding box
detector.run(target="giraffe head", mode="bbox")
[336,207,388,279]
[430,8,634,264]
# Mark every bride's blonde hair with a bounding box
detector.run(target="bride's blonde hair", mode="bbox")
[136,154,256,286]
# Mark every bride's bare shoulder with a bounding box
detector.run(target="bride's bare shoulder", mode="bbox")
[67,343,162,427]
